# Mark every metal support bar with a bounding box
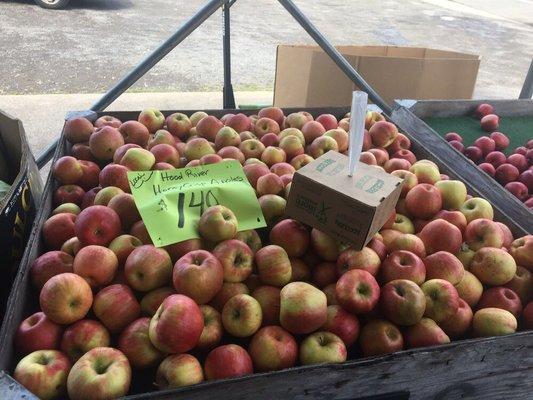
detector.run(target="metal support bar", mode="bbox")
[519,58,533,99]
[36,0,226,168]
[222,0,236,109]
[277,0,392,115]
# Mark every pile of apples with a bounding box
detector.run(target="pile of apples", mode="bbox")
[443,103,533,207]
[12,107,533,400]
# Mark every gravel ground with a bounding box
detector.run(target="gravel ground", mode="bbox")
[0,0,532,98]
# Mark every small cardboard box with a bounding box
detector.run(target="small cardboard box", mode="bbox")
[286,150,403,250]
[274,45,480,107]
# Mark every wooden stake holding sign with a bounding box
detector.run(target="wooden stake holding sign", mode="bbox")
[286,91,404,250]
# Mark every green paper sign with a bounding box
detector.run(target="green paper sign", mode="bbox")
[128,161,266,247]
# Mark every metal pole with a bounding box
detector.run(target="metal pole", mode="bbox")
[519,58,533,99]
[277,0,392,114]
[222,0,236,109]
[36,0,226,168]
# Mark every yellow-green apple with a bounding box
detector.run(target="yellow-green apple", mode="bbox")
[95,115,121,129]
[73,245,118,288]
[54,185,85,206]
[465,218,504,251]
[248,326,297,371]
[156,354,203,389]
[89,126,125,161]
[130,220,152,244]
[256,172,284,195]
[184,137,215,160]
[60,319,110,362]
[165,112,191,140]
[405,183,442,219]
[53,156,83,185]
[280,281,327,334]
[215,126,241,149]
[472,308,517,337]
[140,287,175,317]
[190,111,208,127]
[258,107,284,127]
[53,203,81,216]
[470,247,516,285]
[67,347,131,399]
[316,114,338,131]
[64,117,93,143]
[40,273,93,325]
[113,143,141,164]
[391,214,414,234]
[299,331,346,365]
[260,146,286,166]
[454,270,483,307]
[279,134,305,160]
[460,197,494,223]
[477,287,522,318]
[197,305,223,350]
[254,117,280,138]
[209,282,249,312]
[336,247,381,277]
[118,318,163,369]
[269,219,309,257]
[119,147,156,171]
[31,251,73,290]
[196,116,224,141]
[93,284,141,334]
[14,350,71,400]
[198,205,238,242]
[309,136,338,158]
[255,245,292,287]
[380,250,426,285]
[218,145,245,163]
[148,129,175,149]
[456,244,475,268]
[123,245,172,292]
[252,285,280,326]
[504,266,532,305]
[149,294,203,353]
[409,161,440,185]
[324,128,349,152]
[234,229,262,254]
[212,239,253,283]
[150,143,180,167]
[509,235,533,271]
[368,121,397,148]
[311,262,337,288]
[336,269,380,314]
[388,234,426,258]
[15,312,63,355]
[301,121,326,145]
[421,279,459,322]
[359,319,403,356]
[404,317,450,348]
[138,108,165,133]
[93,186,124,206]
[419,219,462,255]
[290,258,311,282]
[75,205,121,246]
[438,298,473,338]
[204,344,253,380]
[173,250,223,304]
[380,279,426,326]
[99,163,130,192]
[61,237,81,257]
[423,251,464,285]
[321,305,360,347]
[279,128,305,145]
[290,153,314,170]
[221,294,262,337]
[259,194,286,225]
[434,180,467,210]
[285,112,308,130]
[310,229,339,261]
[380,229,403,248]
[118,120,150,147]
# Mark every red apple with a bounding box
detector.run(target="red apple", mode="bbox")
[73,245,118,288]
[212,239,253,283]
[280,282,327,334]
[336,269,380,314]
[125,245,172,292]
[479,162,496,177]
[321,305,359,346]
[89,126,124,161]
[119,120,150,147]
[138,108,165,133]
[118,317,163,369]
[31,251,74,289]
[464,146,483,163]
[419,219,462,255]
[380,250,426,285]
[404,318,450,348]
[421,279,459,322]
[473,136,495,156]
[64,117,93,143]
[60,319,110,362]
[15,312,63,355]
[480,114,499,132]
[444,132,462,142]
[204,344,253,380]
[478,287,522,318]
[359,319,403,356]
[165,112,192,139]
[490,132,510,151]
[336,247,381,277]
[75,205,121,246]
[93,284,141,333]
[95,115,122,129]
[475,103,494,119]
[405,183,442,219]
[198,205,238,242]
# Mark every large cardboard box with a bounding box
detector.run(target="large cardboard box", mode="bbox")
[274,45,480,107]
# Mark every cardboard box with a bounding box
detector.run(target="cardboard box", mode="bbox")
[286,150,403,250]
[274,45,480,107]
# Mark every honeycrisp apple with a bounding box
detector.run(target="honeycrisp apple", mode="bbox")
[248,326,297,372]
[198,205,238,242]
[156,354,204,389]
[380,279,426,326]
[125,245,173,292]
[435,180,467,210]
[359,319,404,356]
[255,245,292,287]
[299,331,347,365]
[118,318,163,369]
[60,319,111,362]
[204,344,253,380]
[221,294,262,337]
[280,281,327,334]
[212,240,254,283]
[15,312,63,355]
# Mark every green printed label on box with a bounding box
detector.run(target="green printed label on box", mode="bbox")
[128,160,266,247]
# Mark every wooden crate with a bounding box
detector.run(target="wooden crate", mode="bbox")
[0,107,531,400]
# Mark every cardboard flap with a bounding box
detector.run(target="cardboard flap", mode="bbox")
[273,45,314,107]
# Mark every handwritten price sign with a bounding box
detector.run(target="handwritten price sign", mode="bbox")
[128,161,266,247]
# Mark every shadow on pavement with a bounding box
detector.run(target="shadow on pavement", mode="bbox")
[8,0,134,11]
